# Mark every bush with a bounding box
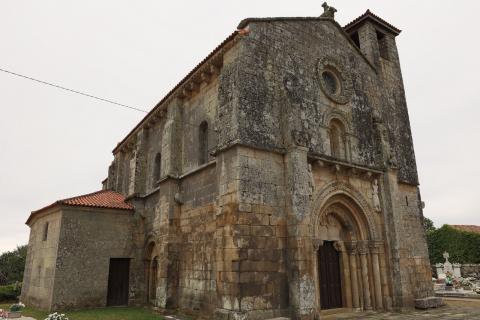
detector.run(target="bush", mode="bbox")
[0,283,21,302]
[10,302,25,312]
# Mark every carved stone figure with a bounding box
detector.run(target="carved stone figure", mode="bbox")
[321,2,337,19]
[372,179,381,212]
[308,163,315,199]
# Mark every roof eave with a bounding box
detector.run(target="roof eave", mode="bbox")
[112,30,240,155]
[344,11,401,36]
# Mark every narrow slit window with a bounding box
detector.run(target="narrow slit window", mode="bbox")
[153,153,161,183]
[199,121,209,165]
[43,222,49,241]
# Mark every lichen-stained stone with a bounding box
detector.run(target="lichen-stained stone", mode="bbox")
[22,7,436,320]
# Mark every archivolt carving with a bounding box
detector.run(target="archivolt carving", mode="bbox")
[311,180,378,240]
[322,109,352,133]
[145,232,160,258]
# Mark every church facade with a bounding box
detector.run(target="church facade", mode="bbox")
[21,6,439,320]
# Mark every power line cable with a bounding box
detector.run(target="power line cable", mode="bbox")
[0,66,355,136]
[0,66,218,133]
[0,67,148,113]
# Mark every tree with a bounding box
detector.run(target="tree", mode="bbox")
[423,216,436,234]
[0,245,27,284]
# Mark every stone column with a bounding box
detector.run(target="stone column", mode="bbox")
[346,241,360,309]
[285,146,316,318]
[377,242,391,310]
[358,241,372,310]
[369,241,383,310]
[313,239,323,312]
[335,241,352,308]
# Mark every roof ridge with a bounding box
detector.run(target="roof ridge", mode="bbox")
[343,9,401,35]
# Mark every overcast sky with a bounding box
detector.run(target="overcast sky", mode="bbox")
[0,1,479,253]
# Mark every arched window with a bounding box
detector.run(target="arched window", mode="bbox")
[153,153,161,183]
[199,121,209,165]
[329,119,346,160]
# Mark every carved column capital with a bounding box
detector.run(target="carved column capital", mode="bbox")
[312,239,324,251]
[357,241,369,255]
[333,241,345,252]
[345,241,358,254]
[369,240,384,254]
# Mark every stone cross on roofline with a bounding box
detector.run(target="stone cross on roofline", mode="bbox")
[321,2,337,19]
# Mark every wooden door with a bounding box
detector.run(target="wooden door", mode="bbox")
[318,241,342,309]
[107,258,130,306]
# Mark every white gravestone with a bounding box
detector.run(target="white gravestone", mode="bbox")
[453,263,462,278]
[436,263,445,279]
[443,251,454,275]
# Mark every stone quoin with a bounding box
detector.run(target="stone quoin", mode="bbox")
[21,4,440,319]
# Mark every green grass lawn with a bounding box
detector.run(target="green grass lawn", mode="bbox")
[0,303,166,320]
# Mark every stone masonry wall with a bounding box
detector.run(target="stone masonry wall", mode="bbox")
[176,165,218,312]
[21,210,62,311]
[231,20,382,168]
[51,207,136,310]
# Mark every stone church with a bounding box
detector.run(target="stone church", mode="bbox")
[21,5,440,319]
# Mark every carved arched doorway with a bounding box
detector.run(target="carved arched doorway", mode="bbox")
[312,190,389,312]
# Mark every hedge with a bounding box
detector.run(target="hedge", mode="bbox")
[0,283,21,302]
[427,225,480,264]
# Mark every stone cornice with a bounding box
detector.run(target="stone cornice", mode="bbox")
[307,153,384,177]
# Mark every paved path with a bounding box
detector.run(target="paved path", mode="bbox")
[333,299,480,319]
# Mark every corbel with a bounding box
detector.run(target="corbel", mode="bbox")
[331,164,341,173]
[187,82,199,94]
[181,87,192,99]
[349,167,358,176]
[209,64,220,76]
[316,160,326,168]
[200,71,211,84]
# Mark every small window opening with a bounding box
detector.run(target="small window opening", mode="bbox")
[199,121,209,165]
[43,222,49,241]
[350,31,360,48]
[153,153,161,183]
[405,195,409,206]
[376,30,389,60]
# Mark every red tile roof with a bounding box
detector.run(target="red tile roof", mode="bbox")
[59,190,133,210]
[344,9,401,35]
[450,225,480,234]
[26,190,133,225]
